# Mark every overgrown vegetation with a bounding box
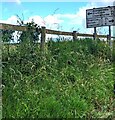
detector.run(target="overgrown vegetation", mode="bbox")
[1,21,115,119]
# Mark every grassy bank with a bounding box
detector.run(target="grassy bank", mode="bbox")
[2,38,114,118]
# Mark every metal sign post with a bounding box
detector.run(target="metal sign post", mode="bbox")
[93,27,97,40]
[86,5,115,95]
[86,6,115,43]
[107,25,112,46]
[109,25,111,46]
[109,25,111,39]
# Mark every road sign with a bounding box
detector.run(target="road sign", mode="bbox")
[86,6,115,28]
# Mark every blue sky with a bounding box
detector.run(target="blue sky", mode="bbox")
[2,2,87,19]
[1,0,115,37]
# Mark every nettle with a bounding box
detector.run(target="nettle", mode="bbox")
[2,18,41,75]
[16,20,41,74]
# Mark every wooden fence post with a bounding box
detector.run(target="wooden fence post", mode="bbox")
[73,31,77,41]
[40,26,46,52]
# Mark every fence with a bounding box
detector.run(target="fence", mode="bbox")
[0,23,115,51]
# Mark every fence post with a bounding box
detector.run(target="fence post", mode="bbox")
[73,31,77,41]
[40,26,46,52]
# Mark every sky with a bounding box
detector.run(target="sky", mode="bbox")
[1,0,115,39]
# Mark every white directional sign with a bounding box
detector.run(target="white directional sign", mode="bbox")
[86,6,115,28]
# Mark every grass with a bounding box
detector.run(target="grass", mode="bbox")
[2,38,114,119]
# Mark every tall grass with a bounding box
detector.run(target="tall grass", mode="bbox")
[2,37,114,119]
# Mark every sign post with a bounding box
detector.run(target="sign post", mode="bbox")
[93,27,97,40]
[108,25,111,45]
[86,6,115,42]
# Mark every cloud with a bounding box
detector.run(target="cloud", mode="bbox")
[100,0,114,2]
[0,15,18,25]
[24,16,45,26]
[44,15,63,25]
[23,15,64,30]
[15,0,21,5]
[2,0,21,4]
[44,15,64,29]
